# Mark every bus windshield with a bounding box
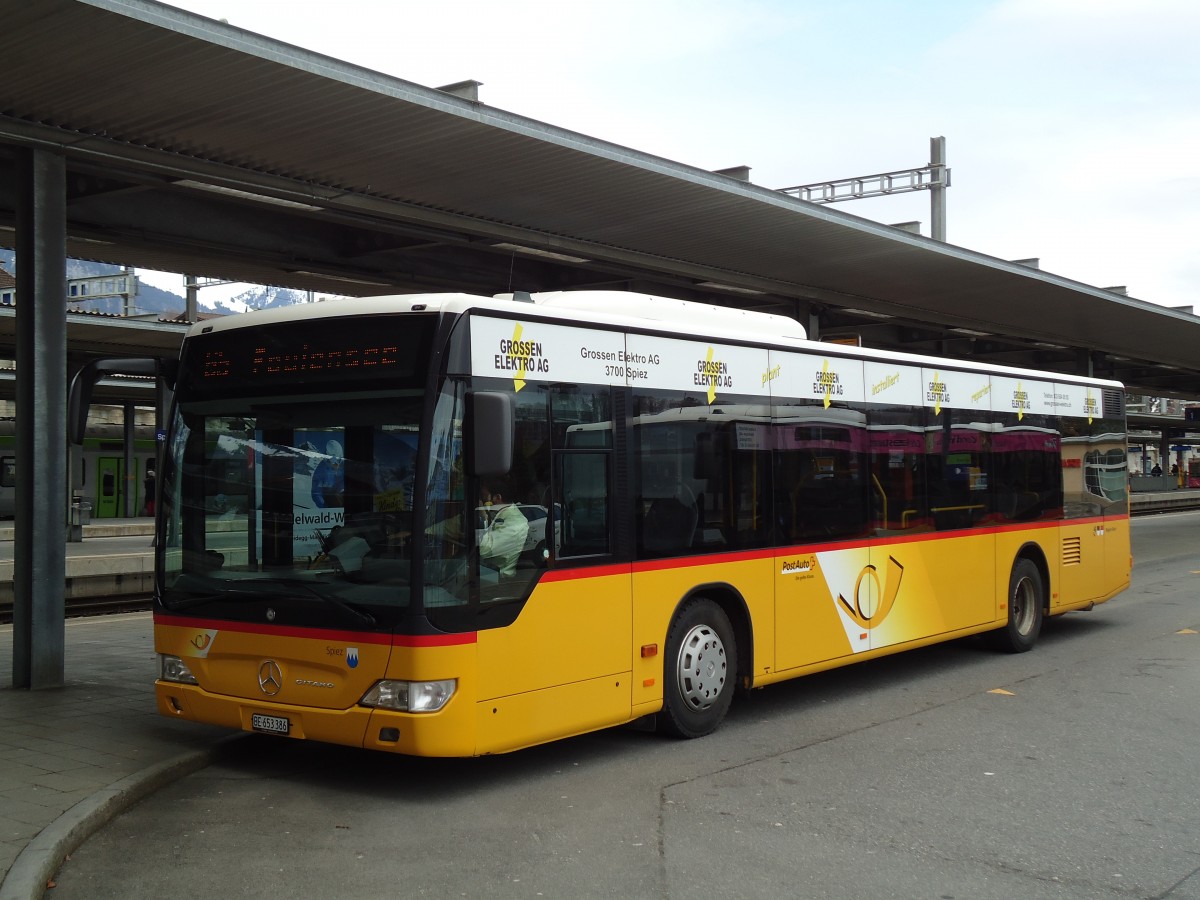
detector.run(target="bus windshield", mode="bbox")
[159,396,424,626]
[158,313,439,628]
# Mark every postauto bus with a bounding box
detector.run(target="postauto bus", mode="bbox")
[74,290,1128,756]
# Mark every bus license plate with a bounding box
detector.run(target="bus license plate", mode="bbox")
[251,713,290,735]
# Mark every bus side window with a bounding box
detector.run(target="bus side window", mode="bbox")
[553,386,613,562]
[556,451,610,558]
[0,457,14,488]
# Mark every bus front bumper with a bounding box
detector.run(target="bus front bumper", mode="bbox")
[155,680,479,757]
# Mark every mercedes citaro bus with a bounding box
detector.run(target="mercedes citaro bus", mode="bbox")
[70,290,1130,756]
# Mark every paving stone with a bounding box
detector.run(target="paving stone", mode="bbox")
[1,609,230,888]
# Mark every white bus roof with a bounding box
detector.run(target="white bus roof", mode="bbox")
[185,290,1123,391]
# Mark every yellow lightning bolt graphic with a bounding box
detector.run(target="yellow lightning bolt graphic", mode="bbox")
[1086,388,1094,425]
[510,323,530,392]
[1016,381,1024,421]
[705,346,717,404]
[821,359,832,409]
[933,371,942,416]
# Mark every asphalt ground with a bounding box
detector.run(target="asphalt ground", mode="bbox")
[34,528,1200,899]
[0,504,1197,898]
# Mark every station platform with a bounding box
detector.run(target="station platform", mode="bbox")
[0,519,155,543]
[1129,487,1200,513]
[0,520,155,609]
[0,612,235,900]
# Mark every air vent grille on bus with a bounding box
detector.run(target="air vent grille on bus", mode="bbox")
[1103,390,1125,419]
[1062,536,1082,566]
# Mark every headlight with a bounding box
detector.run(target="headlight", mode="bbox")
[360,679,456,713]
[159,654,198,685]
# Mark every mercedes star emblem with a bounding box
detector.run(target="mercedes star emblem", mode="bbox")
[258,660,283,696]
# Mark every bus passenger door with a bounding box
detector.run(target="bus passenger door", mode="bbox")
[866,540,991,652]
[471,382,634,753]
[778,545,932,662]
[775,544,867,670]
[773,436,873,671]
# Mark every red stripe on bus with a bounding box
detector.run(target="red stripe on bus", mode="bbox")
[391,633,478,647]
[632,548,776,573]
[540,562,630,582]
[541,515,1122,581]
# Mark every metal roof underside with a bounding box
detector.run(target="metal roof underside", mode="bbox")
[1,0,1198,397]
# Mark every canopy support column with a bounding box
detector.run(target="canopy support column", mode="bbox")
[12,148,68,689]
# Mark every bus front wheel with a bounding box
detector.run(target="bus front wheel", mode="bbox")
[989,558,1045,653]
[659,598,737,739]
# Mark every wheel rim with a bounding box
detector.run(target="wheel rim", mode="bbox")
[675,623,727,711]
[1012,574,1037,635]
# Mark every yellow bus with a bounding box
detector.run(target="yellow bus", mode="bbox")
[128,290,1128,755]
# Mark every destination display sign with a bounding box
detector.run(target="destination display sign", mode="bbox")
[180,314,434,399]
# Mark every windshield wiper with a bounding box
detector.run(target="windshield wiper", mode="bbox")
[162,578,376,627]
[161,586,262,612]
[259,577,378,627]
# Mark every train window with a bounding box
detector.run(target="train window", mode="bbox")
[0,456,14,487]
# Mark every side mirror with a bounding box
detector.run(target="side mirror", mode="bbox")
[466,391,514,477]
[68,358,174,445]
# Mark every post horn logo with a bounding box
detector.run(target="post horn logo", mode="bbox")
[837,556,904,630]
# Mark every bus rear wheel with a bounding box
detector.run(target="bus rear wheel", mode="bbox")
[989,558,1044,653]
[659,598,737,739]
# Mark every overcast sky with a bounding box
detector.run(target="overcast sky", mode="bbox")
[146,0,1199,310]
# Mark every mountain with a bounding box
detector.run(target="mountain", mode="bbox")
[0,250,314,317]
[208,284,318,316]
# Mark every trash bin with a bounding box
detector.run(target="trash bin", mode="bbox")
[71,498,93,526]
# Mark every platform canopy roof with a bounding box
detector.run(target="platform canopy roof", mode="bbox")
[1,0,1198,397]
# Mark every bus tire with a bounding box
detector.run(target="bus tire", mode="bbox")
[659,598,737,739]
[989,558,1044,653]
